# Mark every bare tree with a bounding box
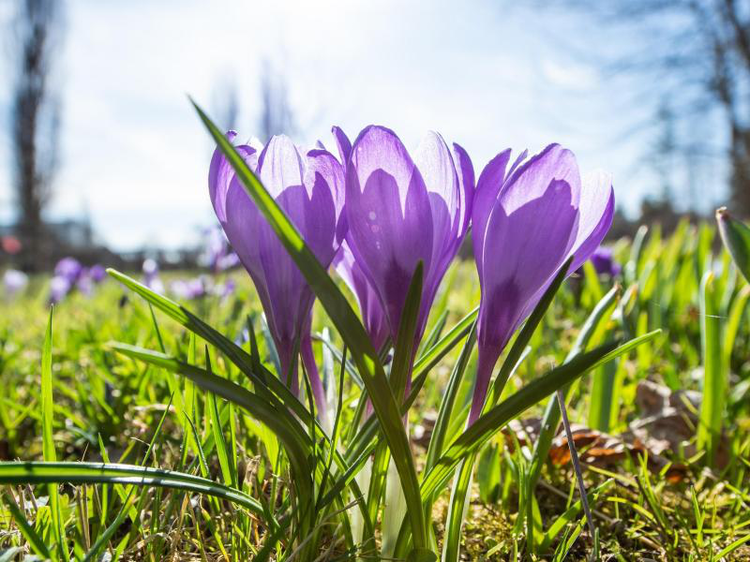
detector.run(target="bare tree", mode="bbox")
[543,0,750,215]
[258,58,295,142]
[10,0,63,271]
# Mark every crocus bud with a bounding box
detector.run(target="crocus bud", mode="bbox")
[716,207,750,283]
[470,144,614,423]
[342,125,473,361]
[209,131,345,423]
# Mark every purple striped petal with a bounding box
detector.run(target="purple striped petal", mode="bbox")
[346,125,434,334]
[473,150,512,284]
[215,134,344,385]
[331,125,352,166]
[569,171,615,271]
[208,131,257,224]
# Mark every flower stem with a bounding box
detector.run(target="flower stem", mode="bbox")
[556,389,597,546]
[301,336,330,432]
[468,346,499,425]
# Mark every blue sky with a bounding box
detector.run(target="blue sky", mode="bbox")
[0,0,725,251]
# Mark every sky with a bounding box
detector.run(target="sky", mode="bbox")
[0,0,726,251]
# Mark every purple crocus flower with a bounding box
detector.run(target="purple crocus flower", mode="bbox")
[3,269,28,297]
[340,125,474,370]
[203,226,240,273]
[334,240,390,352]
[49,276,73,304]
[89,264,107,283]
[170,277,207,300]
[54,257,83,283]
[588,245,621,277]
[49,257,84,303]
[213,278,236,299]
[209,131,345,420]
[216,252,240,271]
[469,145,615,423]
[76,274,95,296]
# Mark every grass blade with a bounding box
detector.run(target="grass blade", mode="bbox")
[529,284,621,487]
[0,462,263,514]
[421,331,659,499]
[2,491,52,560]
[41,308,65,560]
[698,271,724,466]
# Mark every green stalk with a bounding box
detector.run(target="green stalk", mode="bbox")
[697,272,724,466]
[41,308,66,561]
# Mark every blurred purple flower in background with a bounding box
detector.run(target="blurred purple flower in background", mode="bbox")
[142,258,165,294]
[214,278,236,299]
[588,245,621,277]
[48,259,109,303]
[170,277,207,300]
[49,275,72,304]
[341,125,473,380]
[209,131,345,425]
[3,269,28,297]
[54,257,83,282]
[469,145,614,423]
[167,275,235,301]
[77,274,95,296]
[89,264,107,283]
[49,257,82,303]
[201,226,240,272]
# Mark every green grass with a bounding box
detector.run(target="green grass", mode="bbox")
[1,217,750,560]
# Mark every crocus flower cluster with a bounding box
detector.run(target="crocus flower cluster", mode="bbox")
[209,127,614,427]
[49,258,108,304]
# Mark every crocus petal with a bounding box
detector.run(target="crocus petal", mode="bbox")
[306,149,347,247]
[501,144,582,214]
[589,246,621,277]
[54,257,83,283]
[507,149,529,178]
[413,132,460,280]
[257,135,305,198]
[478,179,579,354]
[569,171,615,271]
[208,131,257,223]
[473,149,512,284]
[4,269,28,296]
[452,142,475,238]
[224,177,275,328]
[346,125,434,333]
[219,134,344,387]
[331,125,352,166]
